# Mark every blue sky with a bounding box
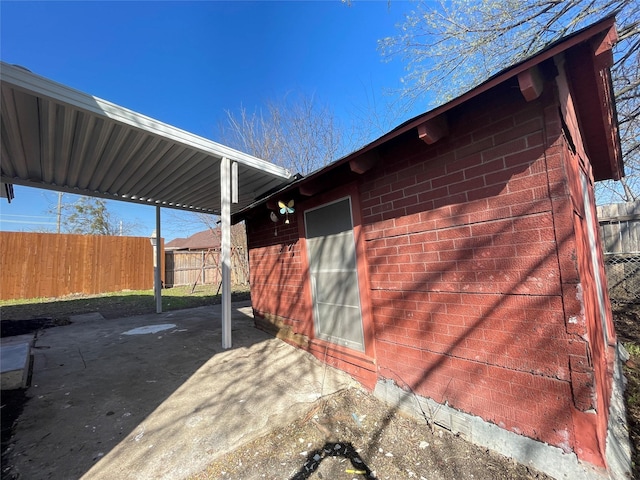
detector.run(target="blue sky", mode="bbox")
[0,1,424,240]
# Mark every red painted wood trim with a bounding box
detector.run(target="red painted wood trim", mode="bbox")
[349,150,380,174]
[298,176,336,196]
[297,182,377,361]
[296,207,315,335]
[417,115,448,144]
[593,25,617,69]
[308,338,377,372]
[517,66,544,102]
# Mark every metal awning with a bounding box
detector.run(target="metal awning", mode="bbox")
[0,62,292,214]
[1,62,294,349]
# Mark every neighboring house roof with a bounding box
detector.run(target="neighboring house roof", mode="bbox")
[165,229,220,251]
[234,15,622,222]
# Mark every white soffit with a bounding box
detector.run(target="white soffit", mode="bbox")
[0,62,292,214]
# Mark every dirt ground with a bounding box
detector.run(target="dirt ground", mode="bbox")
[613,303,640,479]
[2,301,639,480]
[189,387,551,480]
[189,302,640,480]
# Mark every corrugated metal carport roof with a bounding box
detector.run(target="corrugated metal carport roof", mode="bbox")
[1,61,294,349]
[0,62,292,214]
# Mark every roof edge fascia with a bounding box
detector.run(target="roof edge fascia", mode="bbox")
[0,62,292,180]
[235,15,620,219]
[359,16,618,157]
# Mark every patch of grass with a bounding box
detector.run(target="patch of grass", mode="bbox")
[0,284,251,321]
[626,342,640,358]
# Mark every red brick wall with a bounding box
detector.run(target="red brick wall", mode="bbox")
[248,215,312,334]
[356,83,598,458]
[246,78,609,465]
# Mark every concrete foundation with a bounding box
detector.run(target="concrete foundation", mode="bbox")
[604,344,633,479]
[373,378,619,480]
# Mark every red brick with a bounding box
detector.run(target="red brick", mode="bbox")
[456,137,495,160]
[571,371,596,411]
[493,117,542,145]
[446,153,482,175]
[393,213,421,228]
[367,238,386,250]
[481,138,527,163]
[374,172,398,188]
[373,263,400,274]
[383,225,409,237]
[391,175,419,192]
[385,236,409,247]
[410,252,439,263]
[472,116,516,142]
[381,208,407,221]
[417,186,448,204]
[399,243,424,254]
[373,246,398,257]
[361,197,381,209]
[463,158,505,181]
[409,231,437,244]
[387,272,414,283]
[448,175,486,196]
[417,162,447,183]
[380,190,405,204]
[404,202,430,217]
[430,237,458,251]
[403,262,427,273]
[368,203,394,216]
[437,226,471,240]
[526,131,544,148]
[432,170,464,189]
[393,194,418,209]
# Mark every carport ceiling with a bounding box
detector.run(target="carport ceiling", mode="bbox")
[1,62,293,215]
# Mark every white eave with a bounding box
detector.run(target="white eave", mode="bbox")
[0,62,292,215]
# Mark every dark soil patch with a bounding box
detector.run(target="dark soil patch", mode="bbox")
[0,317,59,477]
[0,317,70,338]
[1,389,27,480]
[613,303,640,345]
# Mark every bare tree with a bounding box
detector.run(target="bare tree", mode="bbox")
[218,92,352,175]
[379,0,639,203]
[167,92,358,253]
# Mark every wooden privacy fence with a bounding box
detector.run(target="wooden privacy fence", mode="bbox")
[0,232,157,301]
[598,201,640,304]
[165,247,249,288]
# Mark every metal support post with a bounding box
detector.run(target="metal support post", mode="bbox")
[221,157,232,348]
[154,206,162,314]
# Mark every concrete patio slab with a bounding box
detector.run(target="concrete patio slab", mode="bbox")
[1,334,33,390]
[5,302,358,479]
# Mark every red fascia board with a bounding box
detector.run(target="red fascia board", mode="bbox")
[362,16,617,155]
[236,15,618,216]
[296,17,617,187]
[564,26,623,181]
